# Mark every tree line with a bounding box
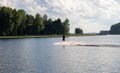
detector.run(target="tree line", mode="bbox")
[75,28,83,34]
[109,22,120,34]
[0,6,70,36]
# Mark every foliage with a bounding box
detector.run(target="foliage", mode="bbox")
[0,6,70,36]
[109,22,120,34]
[63,18,70,34]
[75,28,83,34]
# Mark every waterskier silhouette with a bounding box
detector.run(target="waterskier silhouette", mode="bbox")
[62,35,65,41]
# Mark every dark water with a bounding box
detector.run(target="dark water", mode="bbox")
[0,35,120,73]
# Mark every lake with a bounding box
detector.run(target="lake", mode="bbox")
[0,35,120,73]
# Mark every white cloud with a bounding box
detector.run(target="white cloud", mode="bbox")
[0,0,47,15]
[0,0,7,6]
[0,0,120,33]
[0,0,17,8]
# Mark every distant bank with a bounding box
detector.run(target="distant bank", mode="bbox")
[0,35,62,39]
[0,34,100,39]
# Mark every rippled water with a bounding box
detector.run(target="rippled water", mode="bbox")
[0,35,120,73]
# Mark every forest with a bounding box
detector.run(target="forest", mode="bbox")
[109,22,120,34]
[0,6,70,36]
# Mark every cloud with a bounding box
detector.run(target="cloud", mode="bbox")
[0,0,47,15]
[0,0,120,33]
[0,0,17,8]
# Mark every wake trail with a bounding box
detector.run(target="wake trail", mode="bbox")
[54,41,120,47]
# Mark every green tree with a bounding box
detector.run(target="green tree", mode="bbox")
[63,18,70,34]
[109,22,120,34]
[25,14,34,35]
[0,6,13,35]
[11,9,18,35]
[43,14,48,21]
[43,18,53,34]
[34,13,44,35]
[16,9,26,35]
[75,28,83,34]
[0,6,70,36]
[52,18,63,34]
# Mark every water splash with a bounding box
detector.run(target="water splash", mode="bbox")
[54,41,120,47]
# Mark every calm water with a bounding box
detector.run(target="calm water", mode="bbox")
[0,35,120,73]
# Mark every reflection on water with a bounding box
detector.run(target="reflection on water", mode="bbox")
[0,35,120,73]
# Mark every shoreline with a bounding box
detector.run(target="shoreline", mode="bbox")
[0,34,100,39]
[0,35,62,39]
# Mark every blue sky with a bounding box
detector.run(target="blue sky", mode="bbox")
[0,0,120,33]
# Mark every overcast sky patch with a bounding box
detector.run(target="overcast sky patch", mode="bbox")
[0,0,120,33]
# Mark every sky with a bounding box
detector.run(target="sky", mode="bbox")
[0,0,120,33]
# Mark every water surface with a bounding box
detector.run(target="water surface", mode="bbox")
[0,35,120,73]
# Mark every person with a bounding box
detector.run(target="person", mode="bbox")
[62,35,65,41]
